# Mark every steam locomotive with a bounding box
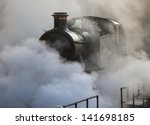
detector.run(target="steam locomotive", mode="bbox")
[40,12,124,71]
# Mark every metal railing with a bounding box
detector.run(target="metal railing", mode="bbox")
[120,85,146,108]
[63,95,99,108]
[120,87,129,108]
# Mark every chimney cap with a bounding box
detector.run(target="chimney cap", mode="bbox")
[52,12,68,16]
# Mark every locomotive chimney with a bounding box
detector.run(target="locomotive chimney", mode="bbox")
[52,12,68,31]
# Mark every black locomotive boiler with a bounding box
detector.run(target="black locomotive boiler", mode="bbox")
[40,12,124,71]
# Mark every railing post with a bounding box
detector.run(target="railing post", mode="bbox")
[120,88,123,108]
[143,97,145,107]
[96,96,99,108]
[133,93,135,108]
[75,103,77,108]
[127,87,129,101]
[86,99,89,108]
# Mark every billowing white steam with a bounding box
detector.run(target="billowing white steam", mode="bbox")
[0,0,150,108]
[0,38,97,107]
[0,0,99,108]
[76,0,150,107]
[76,0,146,53]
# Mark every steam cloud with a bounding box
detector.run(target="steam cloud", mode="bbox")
[0,0,150,107]
[0,38,97,107]
[76,0,150,107]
